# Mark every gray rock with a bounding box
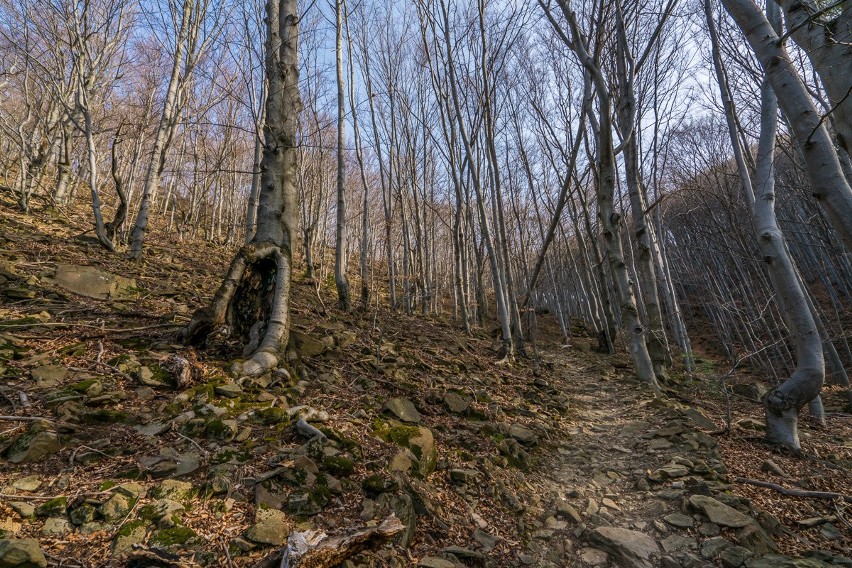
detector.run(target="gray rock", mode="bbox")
[700,537,732,560]
[508,424,538,446]
[0,539,47,568]
[287,405,329,423]
[41,517,71,536]
[214,383,243,398]
[442,546,484,561]
[11,477,41,492]
[376,493,416,548]
[6,423,60,464]
[151,480,193,501]
[736,524,778,555]
[689,495,753,528]
[588,526,660,568]
[473,529,498,552]
[681,407,717,430]
[448,469,479,485]
[720,546,753,567]
[660,534,695,553]
[111,522,148,557]
[442,392,471,414]
[384,398,421,424]
[100,493,132,522]
[8,503,34,519]
[577,547,609,567]
[760,459,787,477]
[245,508,291,546]
[31,365,68,388]
[663,513,694,528]
[417,557,455,568]
[556,502,583,524]
[50,264,137,300]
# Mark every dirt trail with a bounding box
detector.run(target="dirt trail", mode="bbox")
[513,345,850,568]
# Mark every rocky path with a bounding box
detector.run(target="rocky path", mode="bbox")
[516,347,849,568]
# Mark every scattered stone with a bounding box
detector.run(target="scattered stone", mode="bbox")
[377,422,437,478]
[69,503,97,525]
[507,424,538,446]
[288,406,329,423]
[134,422,171,437]
[443,546,484,561]
[442,392,471,415]
[31,365,68,388]
[8,503,34,519]
[663,513,694,528]
[384,398,421,424]
[557,502,583,524]
[719,545,753,567]
[700,536,731,560]
[588,526,660,568]
[689,495,753,528]
[736,524,777,554]
[578,547,609,567]
[214,383,242,398]
[151,480,193,502]
[41,518,71,536]
[100,493,132,522]
[417,557,455,568]
[245,509,291,546]
[660,534,695,553]
[6,422,60,464]
[50,264,137,300]
[681,407,717,430]
[648,438,672,450]
[11,477,41,492]
[112,521,148,557]
[448,469,479,485]
[473,529,498,552]
[0,539,47,568]
[735,418,766,432]
[34,496,67,518]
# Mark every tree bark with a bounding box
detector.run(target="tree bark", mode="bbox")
[722,0,852,253]
[334,0,351,310]
[182,0,301,378]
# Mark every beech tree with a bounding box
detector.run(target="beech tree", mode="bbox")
[181,0,300,377]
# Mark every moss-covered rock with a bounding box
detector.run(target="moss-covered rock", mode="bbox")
[321,456,355,477]
[252,407,288,425]
[35,496,68,518]
[150,526,197,546]
[374,420,437,478]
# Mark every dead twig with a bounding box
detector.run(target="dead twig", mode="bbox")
[733,477,852,503]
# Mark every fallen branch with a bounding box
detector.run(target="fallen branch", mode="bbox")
[0,415,52,423]
[734,477,852,503]
[253,515,405,568]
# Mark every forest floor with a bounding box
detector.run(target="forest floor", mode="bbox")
[0,192,850,568]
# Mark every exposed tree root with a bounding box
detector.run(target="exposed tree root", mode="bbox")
[181,241,292,377]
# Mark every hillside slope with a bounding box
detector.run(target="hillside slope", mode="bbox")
[0,194,850,567]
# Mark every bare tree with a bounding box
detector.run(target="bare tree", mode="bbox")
[182,0,301,377]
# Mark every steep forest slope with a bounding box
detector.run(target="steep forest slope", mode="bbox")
[0,195,850,567]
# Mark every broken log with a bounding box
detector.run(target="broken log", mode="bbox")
[253,515,405,568]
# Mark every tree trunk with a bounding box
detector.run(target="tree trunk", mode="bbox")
[129,0,193,260]
[776,0,852,160]
[722,0,852,253]
[334,0,351,310]
[182,0,300,378]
